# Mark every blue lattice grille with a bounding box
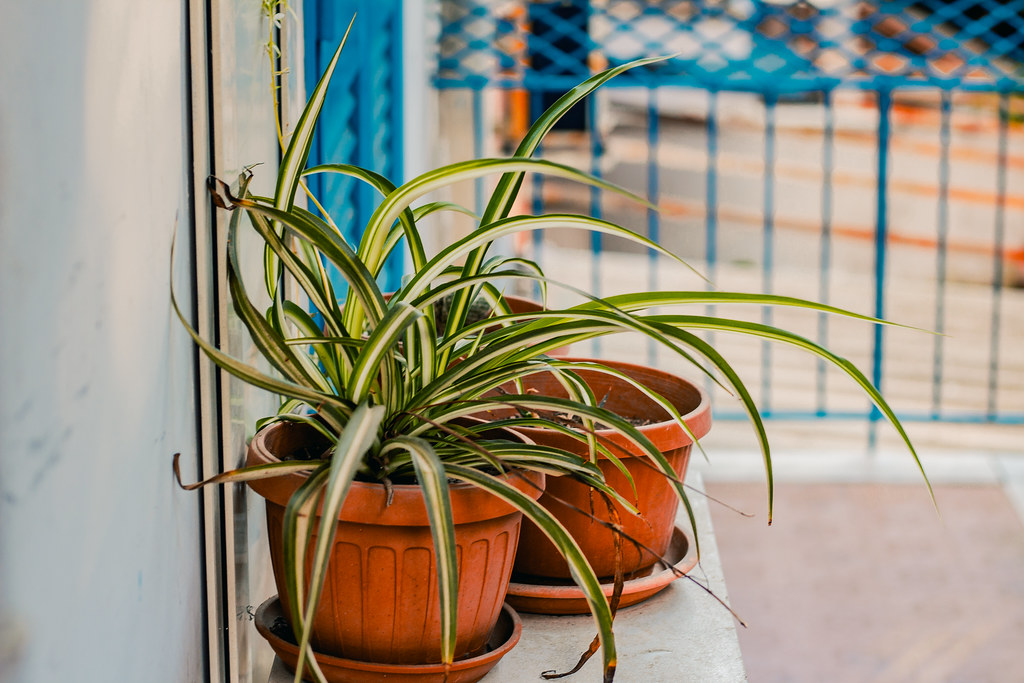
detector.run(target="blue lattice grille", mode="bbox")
[435,1,1024,91]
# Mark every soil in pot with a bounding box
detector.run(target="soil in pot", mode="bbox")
[246,421,544,665]
[481,358,711,581]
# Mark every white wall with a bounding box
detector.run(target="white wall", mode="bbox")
[0,2,205,681]
[0,3,437,681]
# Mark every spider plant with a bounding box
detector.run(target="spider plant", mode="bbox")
[171,29,930,683]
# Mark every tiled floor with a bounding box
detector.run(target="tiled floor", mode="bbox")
[705,478,1024,683]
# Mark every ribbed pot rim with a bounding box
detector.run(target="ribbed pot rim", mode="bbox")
[493,357,712,455]
[245,420,545,527]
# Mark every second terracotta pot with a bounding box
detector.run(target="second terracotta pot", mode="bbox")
[486,358,711,580]
[246,421,544,665]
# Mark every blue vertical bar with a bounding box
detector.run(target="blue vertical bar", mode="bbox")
[705,90,719,284]
[589,91,603,356]
[647,87,661,364]
[761,94,777,415]
[384,3,406,287]
[869,90,893,450]
[816,90,834,416]
[472,89,484,214]
[987,93,1009,418]
[356,11,374,249]
[530,91,545,298]
[704,90,720,403]
[931,91,952,418]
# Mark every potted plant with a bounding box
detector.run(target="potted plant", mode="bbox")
[171,26,930,683]
[484,358,711,583]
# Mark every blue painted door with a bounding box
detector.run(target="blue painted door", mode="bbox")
[305,0,405,291]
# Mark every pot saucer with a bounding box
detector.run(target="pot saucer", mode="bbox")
[506,525,696,615]
[255,596,521,683]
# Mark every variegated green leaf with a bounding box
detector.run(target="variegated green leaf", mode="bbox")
[267,21,353,300]
[652,314,933,503]
[303,163,426,269]
[445,465,617,680]
[577,291,931,332]
[445,394,696,554]
[282,464,329,653]
[290,403,385,683]
[266,411,340,445]
[644,322,774,521]
[242,200,348,340]
[442,55,676,362]
[170,280,350,432]
[411,200,479,222]
[282,301,343,390]
[402,213,689,307]
[349,301,423,405]
[275,24,351,211]
[227,194,389,328]
[381,436,457,664]
[171,452,325,491]
[482,55,672,225]
[360,158,655,279]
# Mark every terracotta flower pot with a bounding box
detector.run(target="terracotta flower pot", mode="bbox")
[246,421,544,664]
[486,358,711,580]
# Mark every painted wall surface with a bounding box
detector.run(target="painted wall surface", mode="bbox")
[0,2,205,681]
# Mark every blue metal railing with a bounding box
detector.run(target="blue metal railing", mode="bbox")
[433,1,1024,432]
